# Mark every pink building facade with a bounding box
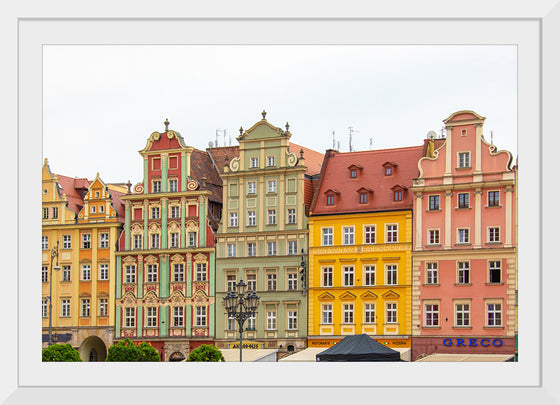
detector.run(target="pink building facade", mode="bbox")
[410,111,517,361]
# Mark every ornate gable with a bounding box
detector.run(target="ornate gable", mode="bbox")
[382,290,400,300]
[339,291,357,300]
[360,291,378,300]
[237,110,291,141]
[318,292,335,301]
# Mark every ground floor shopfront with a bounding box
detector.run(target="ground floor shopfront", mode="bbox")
[42,326,114,362]
[411,336,516,362]
[114,337,214,361]
[214,337,307,358]
[308,336,411,350]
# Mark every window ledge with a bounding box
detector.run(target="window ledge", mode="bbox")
[422,326,441,329]
[485,205,502,208]
[454,283,472,286]
[485,282,504,286]
[452,326,472,329]
[485,242,502,245]
[454,243,471,247]
[426,244,441,248]
[422,283,440,287]
[483,326,504,329]
[455,207,472,210]
[456,166,472,170]
[426,209,441,212]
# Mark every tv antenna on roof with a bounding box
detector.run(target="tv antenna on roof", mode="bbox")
[349,127,359,152]
[427,131,437,140]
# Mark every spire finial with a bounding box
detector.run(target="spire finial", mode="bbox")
[239,126,244,135]
[300,149,304,159]
[285,122,290,131]
[44,158,49,165]
[126,180,132,193]
[261,110,267,120]
[164,118,170,132]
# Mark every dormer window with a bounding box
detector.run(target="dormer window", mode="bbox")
[391,185,407,202]
[347,164,363,179]
[357,187,373,205]
[383,161,397,176]
[324,189,341,206]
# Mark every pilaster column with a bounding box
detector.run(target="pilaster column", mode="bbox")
[198,196,207,248]
[180,197,186,248]
[137,254,144,299]
[414,193,423,251]
[474,189,482,248]
[143,199,149,246]
[125,201,131,250]
[181,152,187,191]
[136,306,143,337]
[161,153,169,193]
[475,123,483,174]
[143,157,149,194]
[444,126,453,184]
[161,197,168,249]
[160,254,169,297]
[444,191,452,249]
[505,187,514,247]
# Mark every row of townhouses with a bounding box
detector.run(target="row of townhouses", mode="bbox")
[42,110,517,361]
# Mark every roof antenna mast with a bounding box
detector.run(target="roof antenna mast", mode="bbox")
[349,127,359,152]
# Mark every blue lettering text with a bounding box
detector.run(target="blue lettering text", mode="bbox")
[443,338,452,346]
[469,338,478,346]
[481,339,490,347]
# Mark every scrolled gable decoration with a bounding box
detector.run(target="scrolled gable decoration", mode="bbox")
[144,255,158,265]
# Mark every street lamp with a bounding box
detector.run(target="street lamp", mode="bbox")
[48,240,60,346]
[223,279,260,362]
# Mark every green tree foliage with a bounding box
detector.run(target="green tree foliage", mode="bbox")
[186,344,225,362]
[42,344,82,362]
[105,338,160,362]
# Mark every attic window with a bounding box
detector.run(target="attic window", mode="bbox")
[394,191,402,201]
[385,167,392,176]
[357,187,373,204]
[95,191,100,198]
[383,161,397,176]
[347,164,363,179]
[327,195,335,206]
[391,185,407,202]
[324,189,341,206]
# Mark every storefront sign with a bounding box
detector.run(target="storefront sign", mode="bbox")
[374,338,410,348]
[443,338,503,347]
[228,342,264,349]
[308,339,340,347]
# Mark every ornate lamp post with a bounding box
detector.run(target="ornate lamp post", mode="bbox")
[48,240,60,346]
[223,280,260,362]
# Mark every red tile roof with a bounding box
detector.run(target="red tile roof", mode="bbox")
[190,149,223,204]
[55,174,90,216]
[310,145,424,216]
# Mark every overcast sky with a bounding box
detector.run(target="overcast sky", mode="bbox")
[43,45,517,185]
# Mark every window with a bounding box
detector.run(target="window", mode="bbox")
[458,193,470,208]
[63,235,71,249]
[364,266,375,286]
[343,266,354,286]
[188,232,197,247]
[125,265,136,283]
[385,167,392,176]
[151,233,160,249]
[266,311,277,330]
[81,298,90,317]
[95,191,100,198]
[425,304,439,326]
[62,265,71,282]
[268,209,276,225]
[428,229,440,245]
[364,303,375,323]
[394,190,402,201]
[170,232,179,248]
[351,169,357,178]
[100,205,104,213]
[229,212,238,227]
[267,273,277,291]
[247,243,256,257]
[99,263,109,280]
[227,244,236,257]
[81,264,91,281]
[246,314,256,330]
[322,304,333,324]
[146,264,158,283]
[364,226,375,244]
[426,262,438,284]
[151,207,160,219]
[457,228,470,244]
[360,193,368,204]
[322,267,333,287]
[173,307,184,327]
[226,274,237,291]
[82,234,91,249]
[52,207,58,219]
[153,180,161,193]
[134,235,143,250]
[251,157,259,168]
[487,303,502,326]
[195,307,206,327]
[287,208,296,224]
[489,261,501,283]
[99,298,108,317]
[42,266,48,283]
[322,228,333,246]
[287,311,298,330]
[248,182,256,194]
[99,233,109,248]
[287,273,298,290]
[247,211,256,226]
[42,299,48,318]
[267,156,275,167]
[91,206,96,214]
[429,195,440,210]
[42,236,48,250]
[327,195,335,206]
[386,225,398,243]
[61,299,71,317]
[288,240,297,255]
[458,152,470,168]
[488,191,500,206]
[196,263,207,281]
[227,314,236,330]
[246,273,257,291]
[170,206,180,218]
[386,265,397,285]
[169,179,178,192]
[343,304,354,324]
[458,262,470,284]
[267,180,277,193]
[455,304,470,326]
[146,307,157,327]
[488,227,500,243]
[386,303,397,323]
[343,227,354,245]
[174,263,184,282]
[43,207,49,219]
[267,242,277,256]
[125,307,135,327]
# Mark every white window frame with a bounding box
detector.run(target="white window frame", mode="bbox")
[174,263,184,282]
[458,261,470,284]
[343,227,355,245]
[386,302,397,324]
[227,243,237,258]
[458,192,470,209]
[42,236,49,250]
[287,273,298,291]
[61,299,71,317]
[424,303,439,326]
[151,207,160,219]
[489,260,502,283]
[196,263,207,281]
[229,212,238,227]
[426,262,438,284]
[266,272,277,291]
[146,264,158,283]
[458,151,471,168]
[322,304,333,324]
[124,307,135,327]
[457,228,470,244]
[247,181,256,194]
[268,209,276,225]
[170,232,179,248]
[81,298,90,317]
[63,235,72,249]
[288,240,297,255]
[364,265,375,286]
[81,233,91,249]
[150,233,160,249]
[386,224,398,243]
[42,266,48,283]
[247,242,256,257]
[343,303,354,324]
[267,156,275,167]
[488,226,500,243]
[42,299,48,318]
[322,227,334,246]
[247,210,256,226]
[486,302,502,327]
[169,179,178,192]
[488,190,500,207]
[173,306,184,327]
[428,194,440,210]
[287,310,298,330]
[322,267,333,287]
[246,272,257,291]
[364,303,375,324]
[99,263,109,280]
[99,233,109,248]
[125,265,136,283]
[226,274,237,291]
[146,307,157,327]
[267,241,277,256]
[251,157,259,168]
[266,310,277,330]
[153,180,162,193]
[43,207,49,219]
[428,229,440,245]
[386,264,397,285]
[62,265,71,282]
[99,298,108,317]
[188,232,197,247]
[364,225,376,244]
[134,234,143,250]
[287,208,296,224]
[343,266,354,286]
[81,264,91,281]
[170,205,180,218]
[267,180,277,193]
[455,303,470,326]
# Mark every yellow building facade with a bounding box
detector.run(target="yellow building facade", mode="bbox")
[42,160,124,361]
[307,211,413,349]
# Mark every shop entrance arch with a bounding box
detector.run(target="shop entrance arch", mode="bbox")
[79,335,108,362]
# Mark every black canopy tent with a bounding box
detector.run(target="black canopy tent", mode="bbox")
[316,334,402,362]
